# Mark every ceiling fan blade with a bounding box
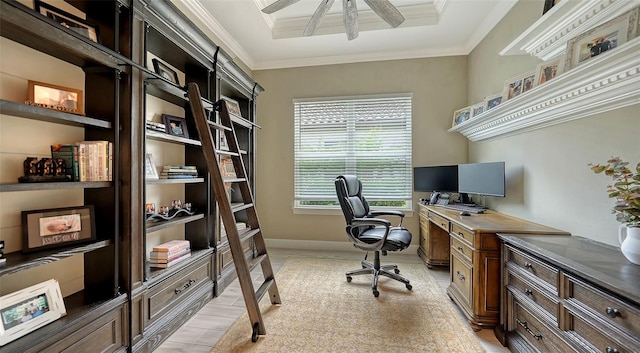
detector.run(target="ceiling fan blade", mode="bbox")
[304,0,336,36]
[261,0,301,14]
[363,0,405,28]
[343,0,359,40]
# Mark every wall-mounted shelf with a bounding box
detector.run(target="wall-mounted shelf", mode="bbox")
[450,37,640,142]
[500,0,640,60]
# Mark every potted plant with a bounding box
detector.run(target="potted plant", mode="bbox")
[590,157,640,264]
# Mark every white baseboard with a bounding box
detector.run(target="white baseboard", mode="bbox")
[264,238,419,255]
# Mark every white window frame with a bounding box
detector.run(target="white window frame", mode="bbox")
[293,93,413,212]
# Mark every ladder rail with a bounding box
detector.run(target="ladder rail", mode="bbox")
[186,82,280,340]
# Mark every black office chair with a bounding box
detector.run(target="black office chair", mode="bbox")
[335,175,413,297]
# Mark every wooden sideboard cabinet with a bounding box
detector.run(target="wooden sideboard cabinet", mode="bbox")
[500,234,640,353]
[417,204,568,331]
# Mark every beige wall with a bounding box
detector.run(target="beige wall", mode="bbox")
[253,58,469,243]
[467,0,640,246]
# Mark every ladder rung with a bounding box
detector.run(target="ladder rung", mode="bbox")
[207,120,232,131]
[218,150,240,157]
[223,177,247,183]
[232,203,254,213]
[255,278,275,302]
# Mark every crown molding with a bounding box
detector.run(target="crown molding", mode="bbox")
[501,0,640,60]
[450,37,640,142]
[465,0,518,53]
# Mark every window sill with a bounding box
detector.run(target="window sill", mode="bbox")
[293,207,414,218]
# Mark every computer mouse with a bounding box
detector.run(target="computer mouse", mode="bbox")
[460,211,471,216]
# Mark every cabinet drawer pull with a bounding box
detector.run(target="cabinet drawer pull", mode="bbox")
[605,307,621,318]
[516,318,542,340]
[458,232,464,236]
[523,262,533,269]
[457,246,464,252]
[441,223,446,228]
[524,289,533,296]
[456,271,465,281]
[606,347,620,353]
[175,279,196,295]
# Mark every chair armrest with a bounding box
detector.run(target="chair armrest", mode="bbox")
[369,210,405,226]
[352,217,391,228]
[348,217,391,251]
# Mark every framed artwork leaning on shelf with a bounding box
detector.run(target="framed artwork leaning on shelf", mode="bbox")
[470,102,485,119]
[565,7,640,70]
[21,205,96,253]
[34,0,100,43]
[162,114,189,138]
[27,80,84,115]
[0,279,67,346]
[452,106,471,128]
[145,153,159,180]
[483,92,503,111]
[152,58,180,86]
[534,55,565,85]
[502,70,535,101]
[221,96,242,117]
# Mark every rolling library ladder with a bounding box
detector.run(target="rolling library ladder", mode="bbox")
[187,82,281,342]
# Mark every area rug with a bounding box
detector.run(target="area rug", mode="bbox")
[211,256,485,353]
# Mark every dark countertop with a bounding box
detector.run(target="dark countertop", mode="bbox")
[499,234,640,306]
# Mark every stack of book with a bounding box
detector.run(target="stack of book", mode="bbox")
[149,240,191,268]
[160,165,198,179]
[146,121,166,133]
[0,240,5,264]
[51,141,113,182]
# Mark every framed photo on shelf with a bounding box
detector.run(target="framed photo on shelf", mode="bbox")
[27,80,84,116]
[145,153,159,180]
[565,7,640,70]
[152,58,180,86]
[542,0,561,15]
[502,70,535,101]
[34,0,100,43]
[219,133,230,151]
[451,106,471,128]
[220,158,236,177]
[162,114,189,138]
[483,92,503,111]
[221,96,242,117]
[21,205,96,253]
[534,55,565,86]
[470,102,485,118]
[0,279,67,347]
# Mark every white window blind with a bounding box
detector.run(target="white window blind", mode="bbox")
[294,94,412,208]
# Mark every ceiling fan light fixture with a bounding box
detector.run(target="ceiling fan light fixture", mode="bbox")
[343,0,359,40]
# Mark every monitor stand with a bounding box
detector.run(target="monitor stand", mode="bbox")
[459,193,472,205]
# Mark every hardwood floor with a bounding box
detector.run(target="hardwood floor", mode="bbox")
[155,248,510,353]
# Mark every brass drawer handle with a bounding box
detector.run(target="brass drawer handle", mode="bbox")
[456,271,465,281]
[524,289,533,296]
[458,232,464,236]
[457,246,464,253]
[605,307,621,318]
[606,347,620,353]
[516,318,542,340]
[523,262,533,269]
[175,279,196,295]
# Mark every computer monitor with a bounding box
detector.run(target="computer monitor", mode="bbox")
[413,165,458,192]
[458,162,505,197]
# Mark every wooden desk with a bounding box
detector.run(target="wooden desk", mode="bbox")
[417,204,569,330]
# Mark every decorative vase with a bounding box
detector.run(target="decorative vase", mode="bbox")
[618,224,640,265]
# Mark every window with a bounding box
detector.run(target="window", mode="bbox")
[294,94,412,209]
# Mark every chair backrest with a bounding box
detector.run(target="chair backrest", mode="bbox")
[335,175,370,235]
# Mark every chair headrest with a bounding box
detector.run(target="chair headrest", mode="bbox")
[338,175,361,197]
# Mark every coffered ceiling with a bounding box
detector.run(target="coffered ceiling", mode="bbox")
[175,0,518,70]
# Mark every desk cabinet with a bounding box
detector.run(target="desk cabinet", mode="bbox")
[418,204,568,331]
[500,235,640,353]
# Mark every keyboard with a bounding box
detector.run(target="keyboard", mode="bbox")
[441,203,486,214]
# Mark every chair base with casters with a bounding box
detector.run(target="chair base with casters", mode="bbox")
[346,250,412,297]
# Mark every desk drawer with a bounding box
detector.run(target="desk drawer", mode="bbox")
[146,257,211,326]
[505,245,559,293]
[563,273,640,340]
[451,223,474,245]
[565,307,639,353]
[451,253,472,305]
[428,211,450,232]
[510,299,575,353]
[451,235,473,263]
[506,268,559,321]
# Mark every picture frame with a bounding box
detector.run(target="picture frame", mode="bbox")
[483,92,503,111]
[534,55,565,86]
[145,153,159,180]
[21,205,96,253]
[27,80,84,116]
[152,58,180,86]
[470,102,485,119]
[221,96,242,117]
[219,133,229,151]
[542,0,561,15]
[502,70,536,101]
[565,7,640,70]
[162,114,189,138]
[451,106,471,128]
[34,0,100,44]
[0,279,67,346]
[220,158,236,177]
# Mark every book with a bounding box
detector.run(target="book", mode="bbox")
[149,252,191,268]
[51,144,79,181]
[149,248,191,263]
[152,239,190,253]
[149,247,190,260]
[160,169,198,174]
[159,174,198,179]
[162,165,196,170]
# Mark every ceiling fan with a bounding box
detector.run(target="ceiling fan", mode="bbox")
[261,0,405,40]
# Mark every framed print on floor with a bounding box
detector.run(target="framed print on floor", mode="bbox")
[21,205,96,253]
[0,279,67,346]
